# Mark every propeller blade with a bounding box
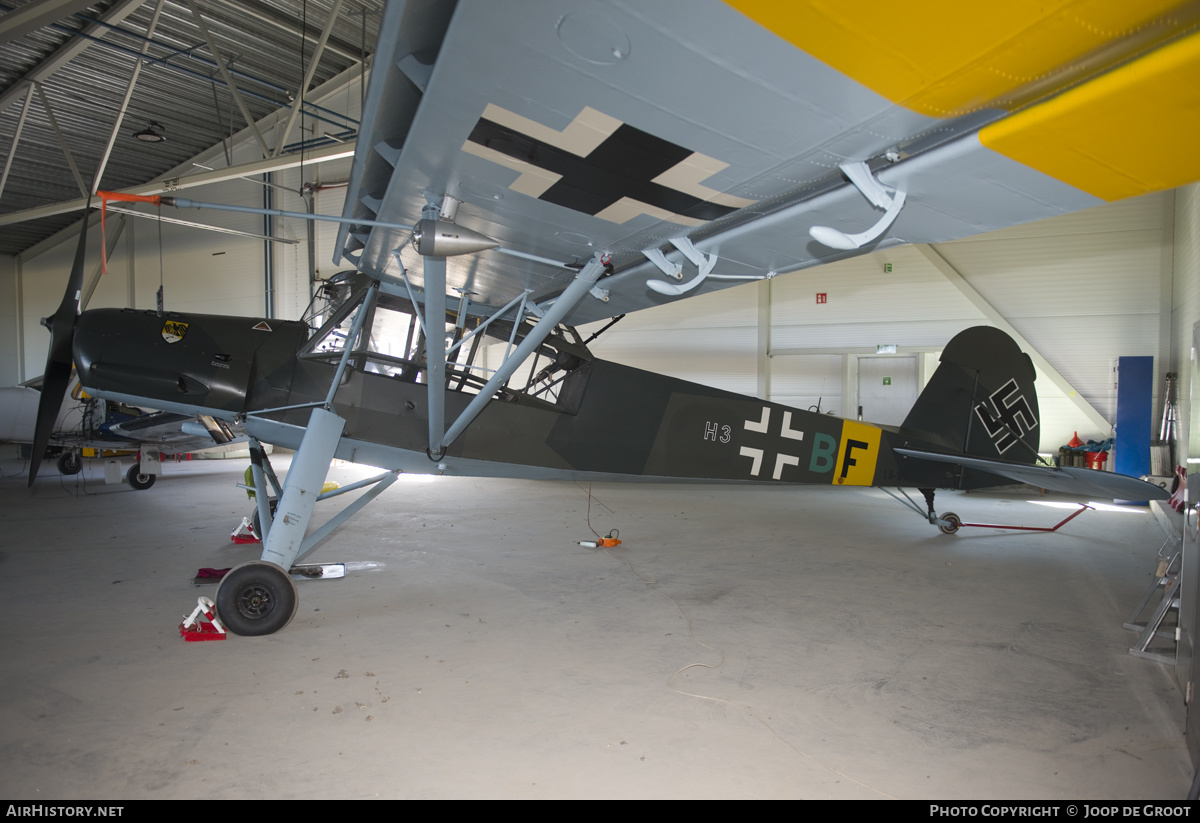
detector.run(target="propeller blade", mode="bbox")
[29,210,90,486]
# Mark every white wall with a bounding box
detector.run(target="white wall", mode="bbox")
[1172,183,1200,466]
[0,254,17,386]
[583,283,760,397]
[587,192,1176,454]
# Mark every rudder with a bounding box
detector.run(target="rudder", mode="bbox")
[901,327,1040,465]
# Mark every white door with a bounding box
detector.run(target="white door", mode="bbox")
[857,356,918,426]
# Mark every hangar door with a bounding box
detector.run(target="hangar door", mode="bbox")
[858,356,918,426]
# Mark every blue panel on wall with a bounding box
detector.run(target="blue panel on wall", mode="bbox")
[1115,356,1153,477]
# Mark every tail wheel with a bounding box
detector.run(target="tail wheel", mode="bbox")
[57,452,82,475]
[216,561,298,636]
[126,463,156,490]
[938,512,962,535]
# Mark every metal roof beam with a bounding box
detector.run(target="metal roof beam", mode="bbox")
[213,0,365,64]
[35,82,86,197]
[0,0,98,46]
[0,0,144,116]
[68,10,361,130]
[273,0,345,158]
[184,0,271,158]
[0,84,34,202]
[0,140,357,230]
[90,0,165,194]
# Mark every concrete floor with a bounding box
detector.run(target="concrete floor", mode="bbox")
[0,451,1193,799]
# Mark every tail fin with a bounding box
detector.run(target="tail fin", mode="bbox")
[896,326,1169,501]
[902,326,1039,464]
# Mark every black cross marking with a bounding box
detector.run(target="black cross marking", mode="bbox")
[467,117,738,222]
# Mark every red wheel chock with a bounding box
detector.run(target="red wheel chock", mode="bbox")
[230,517,260,544]
[180,596,227,641]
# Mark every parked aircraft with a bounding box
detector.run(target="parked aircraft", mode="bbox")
[5,372,240,488]
[27,1,1193,634]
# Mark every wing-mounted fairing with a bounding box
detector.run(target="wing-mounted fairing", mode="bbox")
[339,0,1200,326]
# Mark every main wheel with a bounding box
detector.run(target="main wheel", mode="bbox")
[57,452,82,475]
[215,561,298,636]
[938,512,962,535]
[126,463,156,490]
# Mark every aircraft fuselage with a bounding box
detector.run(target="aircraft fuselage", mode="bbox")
[73,306,990,492]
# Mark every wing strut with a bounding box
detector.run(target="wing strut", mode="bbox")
[424,250,448,456]
[420,251,611,459]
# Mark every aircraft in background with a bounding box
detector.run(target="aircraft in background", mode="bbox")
[26,1,1194,634]
[5,372,240,489]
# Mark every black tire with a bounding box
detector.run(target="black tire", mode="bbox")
[126,463,156,490]
[216,561,298,636]
[251,497,279,537]
[938,512,962,535]
[57,452,82,475]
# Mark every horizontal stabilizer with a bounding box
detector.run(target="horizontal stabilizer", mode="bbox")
[895,448,1170,501]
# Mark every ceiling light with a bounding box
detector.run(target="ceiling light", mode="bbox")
[132,121,166,143]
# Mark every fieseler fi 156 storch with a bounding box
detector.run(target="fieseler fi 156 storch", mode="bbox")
[30,1,1192,634]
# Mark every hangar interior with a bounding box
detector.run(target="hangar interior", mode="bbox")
[2,0,1200,799]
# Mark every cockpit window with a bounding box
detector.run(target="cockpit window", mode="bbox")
[299,272,593,411]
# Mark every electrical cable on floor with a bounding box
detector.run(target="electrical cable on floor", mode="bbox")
[57,465,96,496]
[576,482,621,548]
[1,455,30,478]
[49,458,100,497]
[575,482,894,799]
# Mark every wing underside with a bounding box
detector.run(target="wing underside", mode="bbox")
[338,1,1200,324]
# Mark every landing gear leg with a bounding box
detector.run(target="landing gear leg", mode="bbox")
[57,451,82,475]
[920,488,937,521]
[217,408,344,636]
[920,487,960,534]
[257,407,345,573]
[882,487,961,535]
[247,441,281,542]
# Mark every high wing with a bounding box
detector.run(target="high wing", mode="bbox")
[337,0,1200,325]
